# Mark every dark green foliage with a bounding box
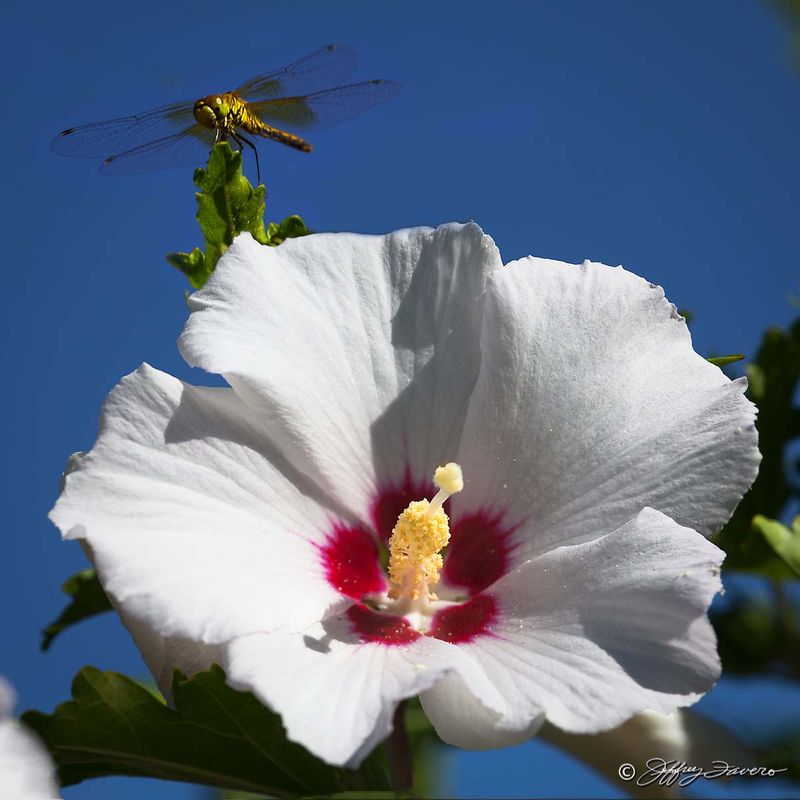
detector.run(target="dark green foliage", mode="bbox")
[714,319,800,578]
[713,595,798,676]
[23,665,389,797]
[772,0,800,66]
[761,727,800,780]
[402,699,449,798]
[710,315,800,705]
[41,569,112,651]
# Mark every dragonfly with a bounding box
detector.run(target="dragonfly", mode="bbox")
[52,45,401,184]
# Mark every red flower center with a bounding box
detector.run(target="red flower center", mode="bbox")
[318,474,517,646]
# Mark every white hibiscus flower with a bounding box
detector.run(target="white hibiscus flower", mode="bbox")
[0,677,60,799]
[50,223,759,767]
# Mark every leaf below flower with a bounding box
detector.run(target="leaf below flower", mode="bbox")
[22,665,390,797]
[40,569,112,652]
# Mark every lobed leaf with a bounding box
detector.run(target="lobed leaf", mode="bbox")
[167,143,269,288]
[22,665,389,797]
[167,144,310,288]
[267,215,311,246]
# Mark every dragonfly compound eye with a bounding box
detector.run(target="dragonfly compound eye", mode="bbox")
[194,97,230,127]
[193,100,218,128]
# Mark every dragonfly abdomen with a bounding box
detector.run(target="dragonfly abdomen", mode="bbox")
[248,118,313,153]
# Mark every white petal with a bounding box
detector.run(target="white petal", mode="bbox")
[120,613,223,701]
[0,679,60,800]
[224,616,504,767]
[74,541,222,702]
[50,364,345,645]
[0,677,12,719]
[0,722,61,799]
[426,509,723,741]
[180,225,501,520]
[540,710,752,799]
[454,257,759,559]
[420,671,544,750]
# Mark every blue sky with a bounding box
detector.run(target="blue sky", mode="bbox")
[1,1,799,798]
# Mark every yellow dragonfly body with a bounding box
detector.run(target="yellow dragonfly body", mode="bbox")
[52,45,400,182]
[192,92,312,152]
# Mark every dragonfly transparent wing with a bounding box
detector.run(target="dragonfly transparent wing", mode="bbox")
[100,126,216,175]
[250,80,402,132]
[52,99,197,158]
[235,44,358,103]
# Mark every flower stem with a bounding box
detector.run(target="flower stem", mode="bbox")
[388,701,414,792]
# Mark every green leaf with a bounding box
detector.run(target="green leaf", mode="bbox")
[402,699,449,798]
[23,665,389,797]
[166,247,206,289]
[712,597,787,674]
[301,793,411,799]
[167,144,311,288]
[217,793,411,800]
[166,143,270,289]
[41,569,112,652]
[773,0,800,71]
[753,515,800,576]
[707,353,745,367]
[267,215,311,246]
[714,317,800,578]
[760,726,800,780]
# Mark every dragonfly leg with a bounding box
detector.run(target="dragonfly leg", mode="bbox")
[236,132,262,186]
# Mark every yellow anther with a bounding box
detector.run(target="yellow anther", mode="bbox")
[387,463,464,601]
[388,501,450,600]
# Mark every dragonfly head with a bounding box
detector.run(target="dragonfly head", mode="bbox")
[193,95,232,129]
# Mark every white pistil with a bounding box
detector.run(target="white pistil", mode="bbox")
[425,462,464,518]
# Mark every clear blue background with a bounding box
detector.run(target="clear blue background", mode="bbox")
[1,1,798,797]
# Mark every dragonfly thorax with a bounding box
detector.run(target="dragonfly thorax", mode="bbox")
[193,93,247,133]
